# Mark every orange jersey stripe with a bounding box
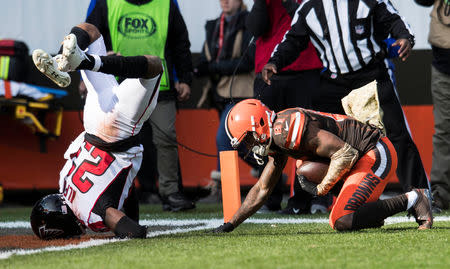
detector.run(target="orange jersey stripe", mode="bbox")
[284,111,306,150]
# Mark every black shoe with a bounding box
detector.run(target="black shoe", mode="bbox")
[310,194,333,214]
[432,189,449,210]
[200,192,222,203]
[256,205,274,214]
[432,205,442,214]
[263,202,282,211]
[139,192,162,205]
[278,206,310,215]
[256,201,282,214]
[161,192,195,212]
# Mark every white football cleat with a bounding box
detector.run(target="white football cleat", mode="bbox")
[32,49,71,88]
[58,33,88,72]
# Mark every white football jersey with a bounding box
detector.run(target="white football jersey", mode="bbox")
[57,35,160,232]
[59,132,142,232]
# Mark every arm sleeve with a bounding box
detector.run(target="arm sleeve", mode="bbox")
[167,1,193,85]
[373,0,415,47]
[414,0,434,7]
[245,0,270,38]
[268,9,310,70]
[317,143,359,195]
[85,0,113,51]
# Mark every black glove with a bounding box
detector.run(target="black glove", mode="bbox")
[212,222,235,233]
[298,175,318,196]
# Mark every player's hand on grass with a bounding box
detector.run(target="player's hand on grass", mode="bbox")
[298,175,318,196]
[212,222,235,233]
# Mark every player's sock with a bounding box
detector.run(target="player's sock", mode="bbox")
[114,215,147,239]
[96,55,149,78]
[352,194,407,230]
[405,190,418,210]
[75,53,150,78]
[76,53,97,71]
[75,55,149,79]
[58,26,91,54]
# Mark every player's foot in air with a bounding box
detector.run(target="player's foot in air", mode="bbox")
[32,49,71,87]
[58,33,88,72]
[408,188,433,230]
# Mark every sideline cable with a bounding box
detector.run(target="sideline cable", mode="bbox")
[147,35,257,158]
[228,36,255,104]
[149,119,218,158]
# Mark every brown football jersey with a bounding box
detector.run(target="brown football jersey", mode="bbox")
[271,108,382,158]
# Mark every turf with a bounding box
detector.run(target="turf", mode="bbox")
[0,206,33,221]
[1,204,449,269]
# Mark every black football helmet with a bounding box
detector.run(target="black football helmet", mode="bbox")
[30,193,86,240]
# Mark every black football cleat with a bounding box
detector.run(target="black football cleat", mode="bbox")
[161,192,195,212]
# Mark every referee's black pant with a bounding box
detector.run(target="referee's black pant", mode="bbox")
[254,69,322,211]
[312,61,428,191]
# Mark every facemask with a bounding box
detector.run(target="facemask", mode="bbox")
[251,134,273,165]
[253,152,265,166]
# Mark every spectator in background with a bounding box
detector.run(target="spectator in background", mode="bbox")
[85,0,195,212]
[415,0,450,211]
[246,0,325,214]
[262,0,430,196]
[194,0,256,201]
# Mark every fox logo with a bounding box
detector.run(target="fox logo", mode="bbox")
[118,13,156,38]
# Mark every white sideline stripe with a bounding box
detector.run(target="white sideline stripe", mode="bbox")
[2,216,450,229]
[0,221,30,228]
[1,216,449,260]
[146,222,218,238]
[0,238,124,260]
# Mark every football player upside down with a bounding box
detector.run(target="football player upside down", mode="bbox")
[30,22,162,239]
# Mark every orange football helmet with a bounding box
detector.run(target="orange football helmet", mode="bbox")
[225,99,275,149]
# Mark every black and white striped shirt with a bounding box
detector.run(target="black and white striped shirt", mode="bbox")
[269,0,415,75]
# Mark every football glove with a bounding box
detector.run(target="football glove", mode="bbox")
[212,222,235,233]
[298,175,318,196]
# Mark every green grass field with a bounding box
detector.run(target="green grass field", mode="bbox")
[1,203,449,269]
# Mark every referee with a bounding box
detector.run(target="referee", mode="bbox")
[262,0,428,191]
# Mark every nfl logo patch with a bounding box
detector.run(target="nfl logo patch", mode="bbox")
[355,25,365,35]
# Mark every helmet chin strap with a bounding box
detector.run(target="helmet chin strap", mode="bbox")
[253,152,265,166]
[252,128,273,166]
